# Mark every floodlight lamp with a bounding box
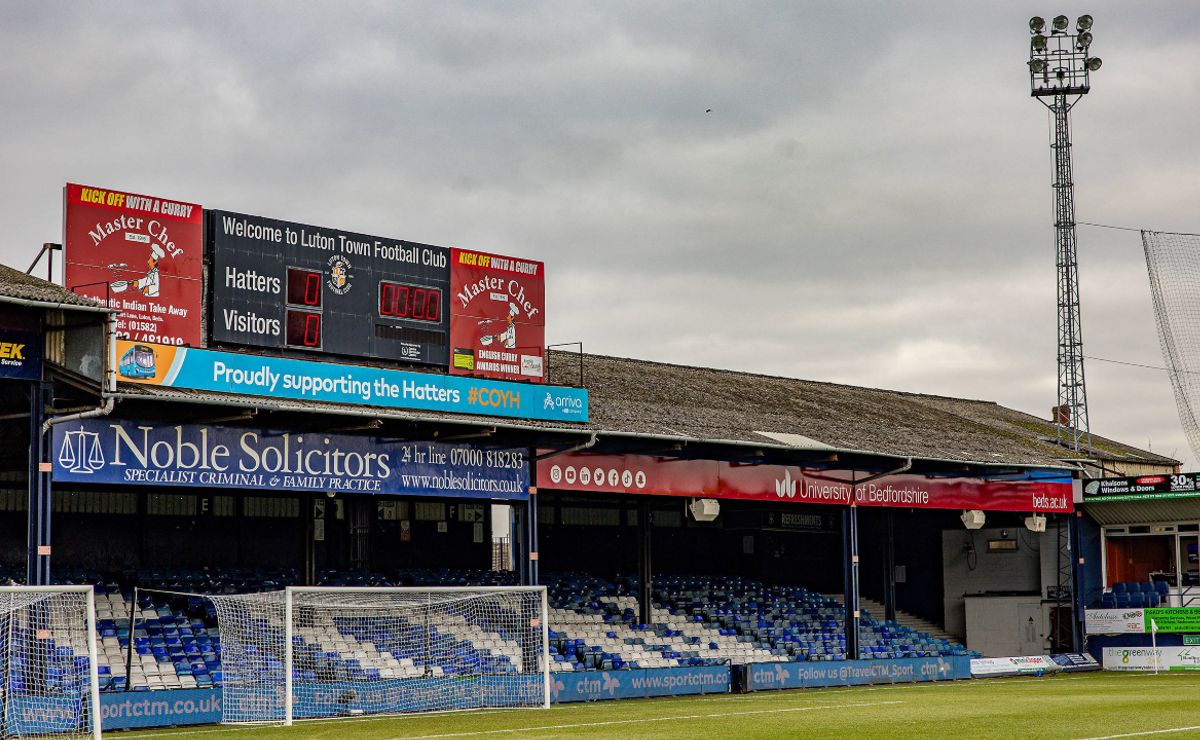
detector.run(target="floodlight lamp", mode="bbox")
[1086,57,1103,71]
[1077,14,1093,32]
[1031,34,1047,52]
[1030,16,1045,33]
[1076,31,1093,49]
[1028,59,1047,73]
[1052,15,1069,32]
[961,510,986,530]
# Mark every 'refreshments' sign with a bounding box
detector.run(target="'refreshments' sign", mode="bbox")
[63,183,202,346]
[537,452,1073,512]
[51,418,529,500]
[449,248,545,382]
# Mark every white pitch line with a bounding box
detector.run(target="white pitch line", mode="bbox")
[386,700,905,739]
[121,708,525,738]
[1078,726,1200,740]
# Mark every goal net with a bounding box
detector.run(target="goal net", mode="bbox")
[1143,230,1200,462]
[0,587,100,739]
[209,586,549,725]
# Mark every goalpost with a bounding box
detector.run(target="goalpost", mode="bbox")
[0,586,101,740]
[209,586,550,726]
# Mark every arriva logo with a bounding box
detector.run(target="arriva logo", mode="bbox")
[57,427,105,474]
[775,470,797,498]
[774,663,790,683]
[543,392,554,410]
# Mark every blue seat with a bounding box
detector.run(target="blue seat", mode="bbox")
[1111,582,1127,594]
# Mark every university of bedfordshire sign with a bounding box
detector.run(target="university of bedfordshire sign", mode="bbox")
[537,453,1073,513]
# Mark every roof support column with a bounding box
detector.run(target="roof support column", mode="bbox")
[638,498,652,626]
[883,510,897,623]
[26,382,51,585]
[527,446,540,586]
[842,503,860,661]
[511,502,526,584]
[1071,511,1086,652]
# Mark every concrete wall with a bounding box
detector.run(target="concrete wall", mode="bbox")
[942,527,1048,640]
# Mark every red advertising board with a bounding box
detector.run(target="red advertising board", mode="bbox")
[449,247,545,382]
[64,183,203,346]
[538,453,1073,513]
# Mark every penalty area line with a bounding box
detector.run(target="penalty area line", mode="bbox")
[122,708,525,738]
[387,700,905,739]
[1079,727,1200,740]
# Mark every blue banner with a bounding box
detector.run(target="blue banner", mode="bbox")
[746,656,971,691]
[0,328,42,380]
[52,419,529,500]
[116,341,587,423]
[551,666,730,703]
[101,688,222,730]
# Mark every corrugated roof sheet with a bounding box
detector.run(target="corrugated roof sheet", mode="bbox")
[1082,499,1200,526]
[0,263,109,311]
[111,349,1177,470]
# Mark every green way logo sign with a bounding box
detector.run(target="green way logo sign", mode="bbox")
[1144,608,1200,634]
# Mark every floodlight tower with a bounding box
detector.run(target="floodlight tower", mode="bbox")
[1028,14,1102,454]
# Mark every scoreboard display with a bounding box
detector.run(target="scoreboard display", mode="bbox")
[209,210,451,366]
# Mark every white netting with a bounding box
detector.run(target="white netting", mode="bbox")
[209,587,547,725]
[1143,230,1200,461]
[0,589,98,739]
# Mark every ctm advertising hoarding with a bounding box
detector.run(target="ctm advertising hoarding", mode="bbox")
[63,183,203,346]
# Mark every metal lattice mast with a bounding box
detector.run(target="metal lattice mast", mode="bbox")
[1028,14,1102,453]
[1051,94,1090,452]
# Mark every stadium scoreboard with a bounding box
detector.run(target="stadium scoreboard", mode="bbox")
[209,210,452,367]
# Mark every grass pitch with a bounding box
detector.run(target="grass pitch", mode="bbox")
[122,673,1200,739]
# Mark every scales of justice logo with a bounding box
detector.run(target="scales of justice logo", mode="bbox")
[57,426,105,474]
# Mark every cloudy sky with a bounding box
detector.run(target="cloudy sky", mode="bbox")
[3,1,1198,466]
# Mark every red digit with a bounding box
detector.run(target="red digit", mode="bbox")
[396,286,410,317]
[304,314,320,347]
[426,289,441,322]
[412,288,426,319]
[380,283,395,316]
[304,272,321,306]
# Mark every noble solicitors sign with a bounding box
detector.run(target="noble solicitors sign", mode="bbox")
[52,419,530,500]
